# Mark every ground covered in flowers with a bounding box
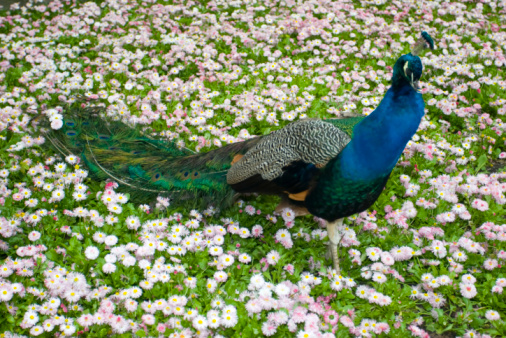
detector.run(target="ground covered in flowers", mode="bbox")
[0,0,505,337]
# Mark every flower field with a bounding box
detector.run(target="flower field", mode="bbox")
[0,0,506,337]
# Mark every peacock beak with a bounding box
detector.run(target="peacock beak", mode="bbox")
[406,68,420,92]
[411,79,420,92]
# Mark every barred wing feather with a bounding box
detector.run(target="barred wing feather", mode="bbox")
[226,119,358,188]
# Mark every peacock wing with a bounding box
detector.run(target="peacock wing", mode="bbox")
[226,119,354,194]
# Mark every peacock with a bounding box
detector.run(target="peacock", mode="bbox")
[34,32,434,273]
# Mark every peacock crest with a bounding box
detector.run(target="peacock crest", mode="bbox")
[412,31,435,56]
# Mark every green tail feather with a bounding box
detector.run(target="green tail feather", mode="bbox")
[38,103,261,209]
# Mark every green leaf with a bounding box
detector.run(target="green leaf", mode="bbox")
[475,154,488,173]
[45,249,60,262]
[164,328,175,336]
[135,330,146,337]
[69,236,81,250]
[198,259,208,270]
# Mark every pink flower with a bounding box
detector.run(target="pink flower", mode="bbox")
[252,225,263,237]
[485,310,500,321]
[323,310,339,325]
[374,322,390,334]
[192,315,207,331]
[141,314,155,325]
[330,278,344,291]
[284,264,294,275]
[280,208,295,223]
[459,283,477,299]
[378,295,392,306]
[156,323,166,332]
[280,238,293,249]
[275,229,291,242]
[268,311,288,325]
[459,211,472,220]
[213,271,228,282]
[77,314,94,328]
[303,313,320,332]
[266,250,280,265]
[102,263,116,274]
[261,322,277,336]
[471,199,489,211]
[291,307,307,324]
[28,231,41,241]
[244,205,255,215]
[483,259,498,270]
[308,302,324,315]
[245,299,262,315]
[380,252,395,266]
[491,285,503,294]
[340,315,354,328]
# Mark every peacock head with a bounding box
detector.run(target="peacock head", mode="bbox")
[393,54,424,91]
[392,31,434,91]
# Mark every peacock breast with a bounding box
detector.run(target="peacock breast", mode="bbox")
[305,156,391,222]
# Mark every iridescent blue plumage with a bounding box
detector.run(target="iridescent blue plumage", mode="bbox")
[306,64,425,221]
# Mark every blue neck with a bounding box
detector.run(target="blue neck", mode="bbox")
[337,84,424,181]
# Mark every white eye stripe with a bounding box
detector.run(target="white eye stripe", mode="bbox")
[403,61,409,76]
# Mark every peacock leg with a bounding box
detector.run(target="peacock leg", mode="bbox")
[325,218,343,273]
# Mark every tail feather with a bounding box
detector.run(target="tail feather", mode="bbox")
[37,103,262,209]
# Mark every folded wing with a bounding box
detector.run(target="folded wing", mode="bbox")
[227,118,363,199]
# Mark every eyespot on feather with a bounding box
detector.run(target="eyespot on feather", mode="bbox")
[180,171,191,180]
